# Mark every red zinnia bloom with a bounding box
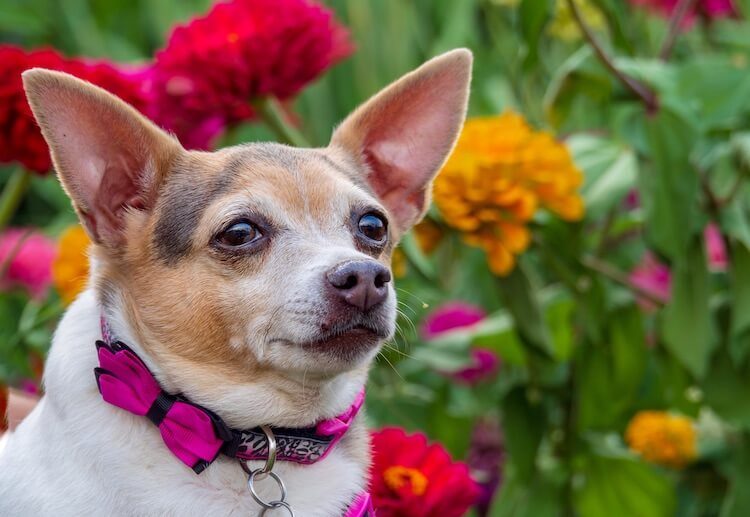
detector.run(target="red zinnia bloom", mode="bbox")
[370,427,480,517]
[0,45,150,174]
[630,0,737,25]
[150,0,354,149]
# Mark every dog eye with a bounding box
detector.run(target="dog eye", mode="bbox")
[358,213,387,243]
[216,221,261,248]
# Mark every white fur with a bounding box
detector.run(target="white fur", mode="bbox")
[0,289,367,516]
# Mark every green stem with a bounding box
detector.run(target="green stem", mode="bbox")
[252,97,310,148]
[0,168,32,231]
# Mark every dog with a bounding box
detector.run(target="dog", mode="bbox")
[0,48,472,516]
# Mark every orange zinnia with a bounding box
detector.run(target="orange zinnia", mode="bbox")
[434,112,584,275]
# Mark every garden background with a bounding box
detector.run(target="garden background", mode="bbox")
[3,0,750,515]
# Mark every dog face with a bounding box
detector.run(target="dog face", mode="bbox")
[23,50,471,420]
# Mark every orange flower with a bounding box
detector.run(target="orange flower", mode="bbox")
[413,219,444,255]
[625,411,697,468]
[434,113,584,275]
[52,225,91,304]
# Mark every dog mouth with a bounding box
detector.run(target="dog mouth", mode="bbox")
[285,319,390,361]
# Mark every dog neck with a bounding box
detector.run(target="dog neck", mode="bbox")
[44,287,368,431]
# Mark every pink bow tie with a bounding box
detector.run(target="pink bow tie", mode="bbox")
[95,341,230,472]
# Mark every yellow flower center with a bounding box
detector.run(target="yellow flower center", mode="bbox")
[383,466,428,496]
[227,32,239,44]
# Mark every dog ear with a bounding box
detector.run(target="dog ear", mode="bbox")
[22,69,181,247]
[330,49,472,234]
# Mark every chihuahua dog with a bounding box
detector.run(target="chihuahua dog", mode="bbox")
[0,49,471,516]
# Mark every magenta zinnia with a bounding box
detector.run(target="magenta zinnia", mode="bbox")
[0,45,149,174]
[150,0,353,149]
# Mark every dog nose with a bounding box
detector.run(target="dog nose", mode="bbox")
[326,260,391,311]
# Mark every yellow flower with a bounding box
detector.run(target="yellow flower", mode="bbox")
[434,113,584,275]
[391,248,407,279]
[548,0,606,42]
[625,411,697,469]
[52,225,91,304]
[383,465,429,496]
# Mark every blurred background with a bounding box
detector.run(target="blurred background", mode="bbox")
[3,0,750,515]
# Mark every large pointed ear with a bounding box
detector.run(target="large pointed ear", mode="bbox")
[22,69,181,247]
[330,49,472,234]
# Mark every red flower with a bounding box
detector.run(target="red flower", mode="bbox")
[150,0,353,149]
[630,0,737,25]
[0,45,150,174]
[370,427,480,517]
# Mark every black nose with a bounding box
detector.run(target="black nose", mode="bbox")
[326,260,391,311]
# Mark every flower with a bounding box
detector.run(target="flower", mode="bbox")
[630,0,737,25]
[370,427,480,517]
[630,252,672,311]
[421,302,500,384]
[52,225,91,304]
[0,228,56,298]
[434,113,584,275]
[548,0,606,41]
[391,248,407,279]
[625,411,697,468]
[150,0,353,149]
[0,383,7,431]
[466,418,505,517]
[421,301,486,339]
[704,223,728,271]
[0,45,150,174]
[413,219,444,255]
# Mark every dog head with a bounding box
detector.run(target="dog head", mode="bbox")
[23,50,472,425]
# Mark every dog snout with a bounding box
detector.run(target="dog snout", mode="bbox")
[326,260,391,311]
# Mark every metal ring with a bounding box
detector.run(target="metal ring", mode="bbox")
[247,469,287,509]
[239,425,278,476]
[260,500,295,516]
[259,425,277,474]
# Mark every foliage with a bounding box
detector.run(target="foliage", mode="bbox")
[3,0,750,515]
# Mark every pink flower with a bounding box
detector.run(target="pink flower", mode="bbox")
[150,0,353,149]
[421,302,500,384]
[466,418,505,516]
[630,252,672,310]
[454,349,501,385]
[630,0,737,25]
[0,228,55,298]
[421,302,486,339]
[704,223,728,271]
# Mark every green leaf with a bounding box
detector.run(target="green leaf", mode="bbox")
[729,243,750,364]
[704,351,750,429]
[496,264,553,357]
[490,464,564,517]
[568,135,638,220]
[662,239,717,378]
[471,312,528,365]
[639,104,700,260]
[518,0,554,68]
[501,387,546,482]
[721,434,750,517]
[545,294,576,362]
[577,307,648,430]
[574,453,676,517]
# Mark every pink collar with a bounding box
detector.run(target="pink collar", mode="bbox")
[94,322,373,516]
